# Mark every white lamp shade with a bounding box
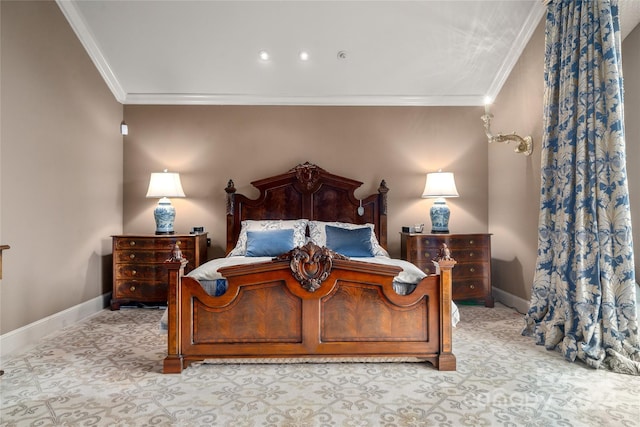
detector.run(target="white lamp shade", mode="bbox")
[421,171,459,198]
[146,171,186,198]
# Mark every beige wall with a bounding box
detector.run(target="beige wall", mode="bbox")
[488,21,545,302]
[0,0,123,334]
[122,106,489,259]
[623,25,640,281]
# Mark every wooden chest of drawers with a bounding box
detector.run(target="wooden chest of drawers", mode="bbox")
[111,233,208,310]
[400,232,493,307]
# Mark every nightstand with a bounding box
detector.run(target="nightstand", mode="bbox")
[400,232,494,307]
[111,233,208,310]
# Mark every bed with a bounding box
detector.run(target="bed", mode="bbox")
[162,162,457,373]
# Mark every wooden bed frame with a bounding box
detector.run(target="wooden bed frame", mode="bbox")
[163,163,456,373]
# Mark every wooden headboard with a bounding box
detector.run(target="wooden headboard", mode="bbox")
[225,162,389,254]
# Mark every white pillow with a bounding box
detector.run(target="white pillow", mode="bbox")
[228,219,308,257]
[308,221,389,257]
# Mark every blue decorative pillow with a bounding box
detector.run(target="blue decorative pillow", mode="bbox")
[325,225,374,257]
[227,219,308,257]
[308,221,389,257]
[245,229,295,257]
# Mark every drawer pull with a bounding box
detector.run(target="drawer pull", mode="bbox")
[469,267,475,273]
[129,254,136,260]
[469,284,475,289]
[469,252,474,257]
[130,241,136,246]
[132,270,137,276]
[176,241,182,246]
[469,240,474,245]
[424,252,431,259]
[130,285,136,292]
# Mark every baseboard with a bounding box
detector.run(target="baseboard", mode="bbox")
[0,293,111,364]
[492,287,530,314]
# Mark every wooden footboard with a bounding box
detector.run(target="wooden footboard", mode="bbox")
[163,245,455,373]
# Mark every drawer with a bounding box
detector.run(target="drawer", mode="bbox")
[412,260,437,275]
[114,280,167,300]
[410,235,488,250]
[454,262,489,278]
[114,237,195,250]
[448,247,489,263]
[412,247,489,263]
[114,264,168,281]
[452,279,487,299]
[114,249,194,264]
[445,235,489,249]
[411,261,489,279]
[414,246,441,261]
[408,244,488,262]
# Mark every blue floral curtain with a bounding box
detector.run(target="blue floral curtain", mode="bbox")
[523,0,640,375]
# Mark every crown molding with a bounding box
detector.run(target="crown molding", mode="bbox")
[123,93,486,107]
[56,0,126,103]
[485,2,545,102]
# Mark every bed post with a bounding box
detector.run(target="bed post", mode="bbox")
[163,260,187,373]
[436,258,456,370]
[225,179,236,254]
[378,180,389,249]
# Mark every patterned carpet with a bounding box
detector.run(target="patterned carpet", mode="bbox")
[1,304,639,426]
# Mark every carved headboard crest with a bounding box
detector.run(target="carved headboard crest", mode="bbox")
[275,242,348,292]
[290,162,325,192]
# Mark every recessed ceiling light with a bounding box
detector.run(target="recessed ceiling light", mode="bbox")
[299,51,309,61]
[259,50,269,61]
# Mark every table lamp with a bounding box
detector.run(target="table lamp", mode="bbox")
[146,169,186,234]
[421,170,459,233]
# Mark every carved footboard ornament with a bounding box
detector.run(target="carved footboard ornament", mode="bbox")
[275,242,348,292]
[166,243,189,266]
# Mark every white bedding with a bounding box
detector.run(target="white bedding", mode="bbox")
[188,255,426,285]
[160,255,460,331]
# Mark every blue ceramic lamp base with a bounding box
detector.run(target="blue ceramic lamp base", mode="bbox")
[430,198,451,234]
[154,197,176,235]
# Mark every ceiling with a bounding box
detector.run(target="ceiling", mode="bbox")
[57,0,640,106]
